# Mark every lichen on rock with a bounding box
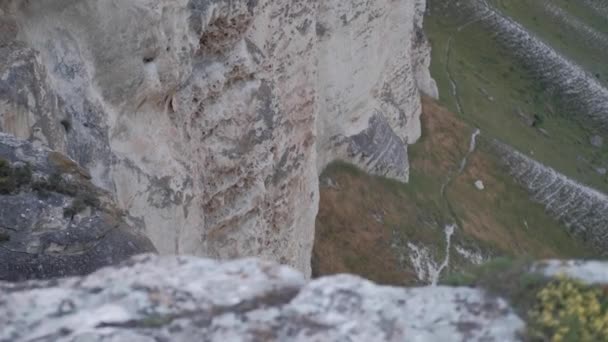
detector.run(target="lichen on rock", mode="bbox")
[0,254,525,342]
[0,133,156,282]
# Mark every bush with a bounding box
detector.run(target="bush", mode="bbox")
[442,258,548,317]
[444,260,608,341]
[63,192,100,218]
[0,159,31,194]
[0,159,16,194]
[532,114,544,127]
[528,277,608,342]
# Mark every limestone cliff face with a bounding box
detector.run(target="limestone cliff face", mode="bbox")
[0,0,435,275]
[315,0,437,182]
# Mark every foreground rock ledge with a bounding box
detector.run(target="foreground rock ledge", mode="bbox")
[0,255,523,342]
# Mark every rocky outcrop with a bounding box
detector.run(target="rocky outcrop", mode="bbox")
[0,0,436,275]
[537,260,608,284]
[461,0,608,131]
[0,254,524,342]
[0,133,155,281]
[492,141,608,255]
[315,0,438,182]
[581,0,608,19]
[542,2,608,53]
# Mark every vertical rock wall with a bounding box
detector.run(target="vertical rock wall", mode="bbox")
[0,0,435,275]
[316,0,437,182]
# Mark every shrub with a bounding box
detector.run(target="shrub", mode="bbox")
[532,114,544,127]
[444,260,608,341]
[0,159,31,194]
[63,192,99,218]
[528,277,608,342]
[0,159,16,194]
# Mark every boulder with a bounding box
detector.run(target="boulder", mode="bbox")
[0,254,525,342]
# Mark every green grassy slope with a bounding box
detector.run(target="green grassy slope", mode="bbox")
[313,0,608,285]
[490,0,608,82]
[312,98,591,286]
[426,0,608,193]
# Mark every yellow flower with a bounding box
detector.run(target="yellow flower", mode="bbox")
[530,277,608,341]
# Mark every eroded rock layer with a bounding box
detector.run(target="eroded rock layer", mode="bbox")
[493,140,608,255]
[0,0,435,275]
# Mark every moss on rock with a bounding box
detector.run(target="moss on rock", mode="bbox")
[0,158,32,194]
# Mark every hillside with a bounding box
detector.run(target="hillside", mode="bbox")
[313,97,591,285]
[426,0,608,193]
[314,0,608,285]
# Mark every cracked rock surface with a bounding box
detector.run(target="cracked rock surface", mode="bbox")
[0,254,524,342]
[0,133,156,281]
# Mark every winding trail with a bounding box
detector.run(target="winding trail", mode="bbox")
[432,224,456,286]
[433,129,481,284]
[444,2,493,116]
[440,129,480,199]
[432,1,493,284]
[406,5,488,283]
[445,36,463,115]
[460,129,481,173]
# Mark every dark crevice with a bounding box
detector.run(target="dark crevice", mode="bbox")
[60,119,72,133]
